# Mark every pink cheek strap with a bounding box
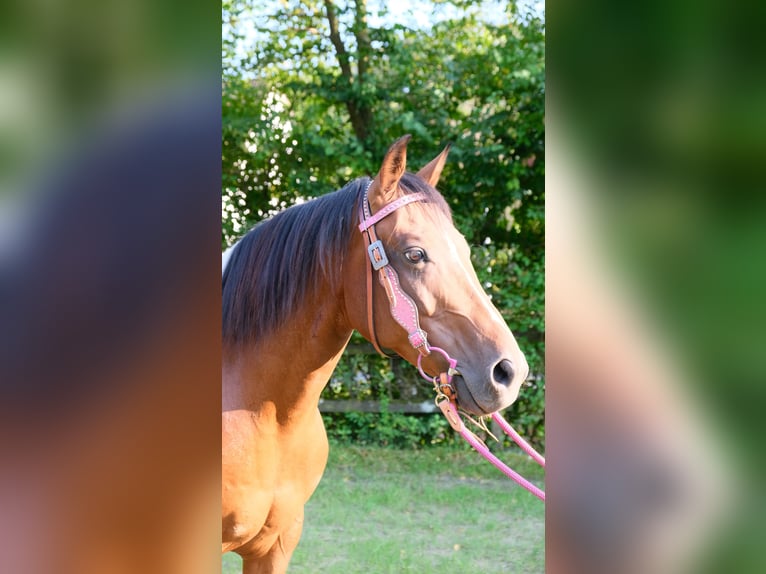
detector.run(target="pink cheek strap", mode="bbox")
[377,264,430,356]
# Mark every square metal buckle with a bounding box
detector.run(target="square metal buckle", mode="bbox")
[367,240,389,270]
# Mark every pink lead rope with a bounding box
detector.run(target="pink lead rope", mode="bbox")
[491,411,546,468]
[417,347,546,502]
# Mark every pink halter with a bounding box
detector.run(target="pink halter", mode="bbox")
[357,178,545,500]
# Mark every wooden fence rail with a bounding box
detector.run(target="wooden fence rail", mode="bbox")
[318,399,438,414]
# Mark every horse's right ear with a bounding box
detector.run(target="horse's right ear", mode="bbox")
[371,134,411,207]
[416,143,451,188]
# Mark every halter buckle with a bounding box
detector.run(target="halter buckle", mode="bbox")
[408,329,429,353]
[367,240,389,270]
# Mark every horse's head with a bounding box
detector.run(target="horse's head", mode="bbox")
[345,135,528,415]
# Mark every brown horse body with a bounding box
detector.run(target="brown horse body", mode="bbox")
[221,281,351,568]
[222,136,528,572]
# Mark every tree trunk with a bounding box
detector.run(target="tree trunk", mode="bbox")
[323,0,374,150]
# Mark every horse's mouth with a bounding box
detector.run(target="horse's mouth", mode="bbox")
[453,375,495,416]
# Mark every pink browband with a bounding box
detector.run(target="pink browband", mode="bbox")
[358,192,429,232]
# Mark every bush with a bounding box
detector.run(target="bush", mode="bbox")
[322,411,457,450]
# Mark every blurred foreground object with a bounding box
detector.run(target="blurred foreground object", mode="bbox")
[0,1,220,571]
[0,90,221,573]
[546,127,731,573]
[547,0,766,570]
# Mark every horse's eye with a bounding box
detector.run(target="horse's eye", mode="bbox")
[404,248,427,264]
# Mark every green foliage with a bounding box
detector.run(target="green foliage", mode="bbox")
[322,411,457,449]
[472,242,545,447]
[222,0,545,253]
[223,0,544,449]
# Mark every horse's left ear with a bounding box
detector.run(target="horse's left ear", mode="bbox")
[371,134,411,207]
[416,143,451,188]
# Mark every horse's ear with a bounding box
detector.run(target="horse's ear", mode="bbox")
[416,143,451,188]
[372,134,411,206]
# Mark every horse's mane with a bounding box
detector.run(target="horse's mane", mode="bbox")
[222,173,451,346]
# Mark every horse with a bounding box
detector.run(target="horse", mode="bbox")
[221,135,529,573]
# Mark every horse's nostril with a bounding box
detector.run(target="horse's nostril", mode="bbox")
[492,359,515,386]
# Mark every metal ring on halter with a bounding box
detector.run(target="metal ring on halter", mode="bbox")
[416,346,459,382]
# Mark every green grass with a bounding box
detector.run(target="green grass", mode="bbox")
[223,444,544,573]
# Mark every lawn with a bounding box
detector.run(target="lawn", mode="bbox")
[222,444,545,573]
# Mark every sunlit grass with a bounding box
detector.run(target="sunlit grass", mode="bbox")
[223,445,544,573]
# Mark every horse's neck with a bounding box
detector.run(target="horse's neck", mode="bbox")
[223,296,352,420]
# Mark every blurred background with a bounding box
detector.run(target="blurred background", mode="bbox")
[547,0,766,572]
[0,1,220,573]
